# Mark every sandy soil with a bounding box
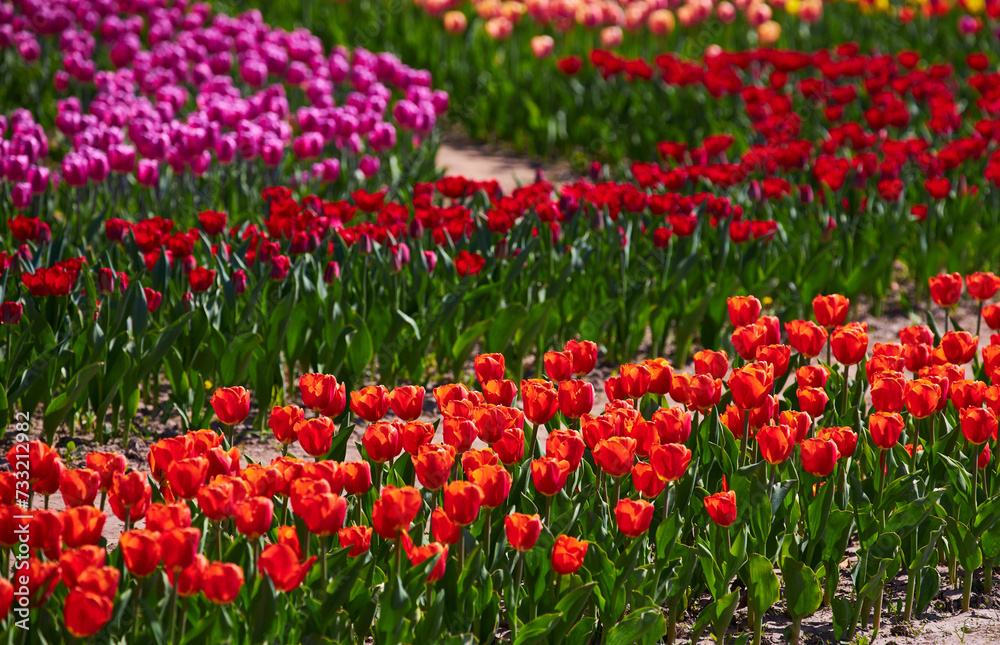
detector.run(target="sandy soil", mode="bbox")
[436,133,576,192]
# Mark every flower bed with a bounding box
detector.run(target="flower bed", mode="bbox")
[8,280,1000,643]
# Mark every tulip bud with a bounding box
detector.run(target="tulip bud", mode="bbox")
[232,270,247,295]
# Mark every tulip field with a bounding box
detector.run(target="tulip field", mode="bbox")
[4,0,1000,643]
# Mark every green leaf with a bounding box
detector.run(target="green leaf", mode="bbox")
[346,319,374,375]
[746,554,780,617]
[43,362,105,437]
[780,558,822,620]
[550,582,596,645]
[513,613,561,645]
[605,607,667,645]
[451,318,493,365]
[914,566,940,617]
[251,577,278,642]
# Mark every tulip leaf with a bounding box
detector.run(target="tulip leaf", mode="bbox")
[345,319,374,375]
[830,596,854,641]
[251,576,278,642]
[605,606,667,645]
[746,554,780,616]
[550,582,596,645]
[946,518,983,570]
[513,613,561,645]
[915,566,941,617]
[137,312,193,380]
[885,490,943,538]
[780,558,823,619]
[43,361,104,438]
[452,318,493,365]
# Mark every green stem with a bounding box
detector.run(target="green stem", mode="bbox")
[527,423,540,460]
[321,536,328,585]
[545,495,552,526]
[132,580,143,638]
[740,414,749,467]
[168,582,178,644]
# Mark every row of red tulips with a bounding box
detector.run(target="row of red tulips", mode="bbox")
[6,272,1000,642]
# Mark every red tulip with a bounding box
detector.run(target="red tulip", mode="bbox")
[268,405,304,445]
[298,417,336,458]
[119,529,161,577]
[61,506,106,548]
[785,320,828,358]
[869,412,905,450]
[558,380,594,419]
[564,340,598,376]
[521,379,560,425]
[831,323,869,365]
[494,427,526,465]
[545,429,586,471]
[234,496,274,540]
[482,379,518,406]
[649,443,692,482]
[259,543,317,591]
[468,464,513,509]
[728,362,774,410]
[64,589,114,637]
[202,562,244,604]
[757,425,795,464]
[652,407,691,444]
[631,462,666,498]
[619,363,652,398]
[430,506,461,545]
[615,499,654,538]
[870,372,906,413]
[351,385,390,422]
[941,331,978,365]
[474,353,506,384]
[505,513,543,551]
[551,535,588,575]
[929,272,963,307]
[372,486,422,539]
[800,438,840,477]
[904,379,942,419]
[727,296,761,327]
[58,546,106,588]
[401,420,436,454]
[685,374,722,412]
[85,452,126,492]
[755,344,791,379]
[812,294,850,327]
[159,527,201,571]
[145,502,192,532]
[643,358,674,395]
[387,385,425,422]
[443,417,477,454]
[210,386,250,425]
[544,350,574,382]
[338,526,373,557]
[961,408,998,445]
[694,349,729,379]
[703,478,737,527]
[299,373,347,417]
[797,387,829,419]
[363,421,402,464]
[530,457,570,496]
[593,437,636,478]
[401,535,448,582]
[967,272,1000,301]
[59,468,100,508]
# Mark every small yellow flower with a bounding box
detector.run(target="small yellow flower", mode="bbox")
[785,0,801,16]
[204,380,213,391]
[762,297,774,307]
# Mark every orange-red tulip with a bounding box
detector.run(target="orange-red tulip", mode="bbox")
[929,272,963,307]
[64,589,114,637]
[202,561,244,604]
[350,385,390,423]
[757,425,796,464]
[615,499,654,538]
[694,349,729,379]
[785,320,828,358]
[904,379,942,419]
[434,383,470,411]
[984,304,1000,331]
[732,322,769,361]
[800,438,840,477]
[581,414,618,449]
[650,443,692,482]
[389,385,425,422]
[166,457,208,500]
[145,502,192,532]
[402,535,448,583]
[297,492,347,536]
[961,408,998,445]
[620,363,652,399]
[297,417,336,458]
[268,405,304,445]
[551,535,588,574]
[545,429,586,471]
[967,272,1000,301]
[372,486,422,539]
[544,350,574,382]
[468,464,513,509]
[413,444,456,491]
[870,372,905,413]
[443,416,477,454]
[505,513,543,551]
[401,420,436,454]
[494,427,526,465]
[652,407,691,444]
[530,457,570,496]
[234,496,273,540]
[565,339,598,376]
[796,365,829,389]
[210,386,250,425]
[831,323,869,365]
[475,353,506,384]
[812,294,850,327]
[728,362,774,410]
[299,373,347,417]
[61,506,106,548]
[797,387,829,419]
[593,437,636,478]
[817,426,857,459]
[756,344,791,379]
[160,527,201,571]
[605,374,627,401]
[120,529,161,577]
[869,412,905,450]
[521,379,559,425]
[951,380,987,410]
[629,418,659,459]
[686,374,722,412]
[59,468,100,508]
[0,579,10,620]
[632,462,666,498]
[727,296,761,327]
[58,546,106,588]
[85,452,126,492]
[259,543,317,591]
[197,479,234,521]
[431,507,461,545]
[643,358,674,395]
[482,379,518,406]
[338,526,373,557]
[941,331,978,365]
[704,479,737,527]
[362,421,402,464]
[74,565,119,601]
[558,380,594,419]
[462,448,498,477]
